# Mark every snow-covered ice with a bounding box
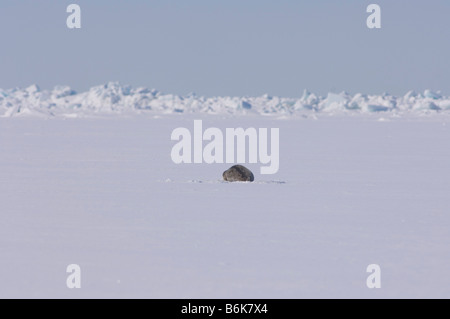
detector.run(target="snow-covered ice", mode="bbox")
[1,113,450,298]
[1,82,450,118]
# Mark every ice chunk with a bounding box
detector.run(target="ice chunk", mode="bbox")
[322,92,348,111]
[241,101,252,109]
[404,90,417,99]
[367,105,390,112]
[424,89,441,99]
[25,84,40,94]
[53,85,76,98]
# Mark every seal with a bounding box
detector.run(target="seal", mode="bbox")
[223,165,254,182]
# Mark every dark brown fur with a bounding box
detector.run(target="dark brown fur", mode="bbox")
[223,165,254,182]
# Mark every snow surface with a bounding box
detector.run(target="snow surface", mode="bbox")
[1,114,450,298]
[1,82,450,118]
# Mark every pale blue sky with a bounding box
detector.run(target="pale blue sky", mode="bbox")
[0,0,449,97]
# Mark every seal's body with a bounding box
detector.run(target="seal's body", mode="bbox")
[223,165,254,182]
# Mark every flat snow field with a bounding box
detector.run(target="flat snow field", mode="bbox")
[1,114,450,298]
